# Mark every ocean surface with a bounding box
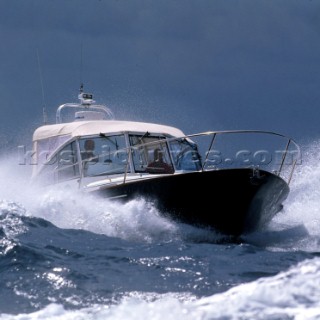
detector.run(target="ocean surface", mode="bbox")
[1,141,320,320]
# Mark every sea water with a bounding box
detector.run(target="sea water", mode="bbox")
[1,141,320,319]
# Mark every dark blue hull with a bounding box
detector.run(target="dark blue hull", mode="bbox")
[94,168,289,236]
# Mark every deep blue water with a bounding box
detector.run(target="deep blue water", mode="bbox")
[1,142,320,319]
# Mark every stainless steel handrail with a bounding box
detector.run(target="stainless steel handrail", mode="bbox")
[117,130,301,185]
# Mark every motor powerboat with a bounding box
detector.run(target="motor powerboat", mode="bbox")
[31,89,300,236]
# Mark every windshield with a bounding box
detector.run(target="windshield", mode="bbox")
[79,134,128,177]
[129,134,174,174]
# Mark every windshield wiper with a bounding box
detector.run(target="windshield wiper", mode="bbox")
[139,131,150,142]
[99,132,119,150]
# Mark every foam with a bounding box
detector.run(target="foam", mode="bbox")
[2,258,320,319]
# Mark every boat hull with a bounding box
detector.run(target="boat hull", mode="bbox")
[93,168,289,236]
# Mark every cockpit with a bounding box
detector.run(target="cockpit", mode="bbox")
[33,131,202,185]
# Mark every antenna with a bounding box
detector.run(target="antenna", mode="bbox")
[36,49,48,125]
[79,42,84,94]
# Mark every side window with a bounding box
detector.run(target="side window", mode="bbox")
[56,141,80,181]
[170,139,202,171]
[38,141,79,184]
[36,135,71,166]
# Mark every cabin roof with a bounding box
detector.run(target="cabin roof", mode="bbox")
[33,120,186,141]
